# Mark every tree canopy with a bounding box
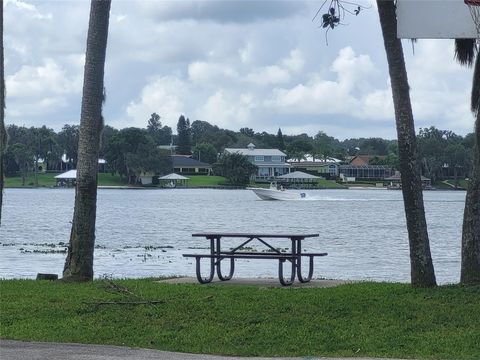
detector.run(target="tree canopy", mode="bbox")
[214,152,257,186]
[176,115,192,155]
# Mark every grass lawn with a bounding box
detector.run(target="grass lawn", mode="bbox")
[97,173,127,186]
[1,280,479,359]
[318,179,347,189]
[4,173,127,188]
[3,173,58,188]
[186,175,227,187]
[441,179,469,190]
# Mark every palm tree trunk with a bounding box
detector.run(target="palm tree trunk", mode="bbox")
[377,0,436,287]
[0,0,6,226]
[63,0,111,281]
[461,54,480,284]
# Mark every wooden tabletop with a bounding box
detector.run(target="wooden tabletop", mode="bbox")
[192,233,319,239]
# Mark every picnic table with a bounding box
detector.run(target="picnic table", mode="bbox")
[183,233,327,286]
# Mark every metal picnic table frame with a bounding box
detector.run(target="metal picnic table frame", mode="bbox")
[183,233,327,286]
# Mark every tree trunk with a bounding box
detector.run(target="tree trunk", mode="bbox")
[461,57,480,284]
[0,0,5,226]
[377,0,436,287]
[34,158,38,187]
[63,0,111,281]
[454,166,458,188]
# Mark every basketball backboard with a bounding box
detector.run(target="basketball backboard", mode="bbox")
[397,0,478,39]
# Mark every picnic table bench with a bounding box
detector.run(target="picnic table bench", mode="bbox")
[183,233,327,286]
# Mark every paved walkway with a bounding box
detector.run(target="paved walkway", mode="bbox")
[0,340,409,360]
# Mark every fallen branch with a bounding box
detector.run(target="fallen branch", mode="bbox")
[83,300,164,306]
[101,279,136,297]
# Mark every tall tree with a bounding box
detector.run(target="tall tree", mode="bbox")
[239,127,254,137]
[63,0,111,281]
[276,128,285,151]
[99,124,117,160]
[147,112,162,144]
[176,115,191,155]
[453,28,480,285]
[10,143,33,186]
[192,142,217,164]
[0,0,6,226]
[461,54,480,284]
[104,127,169,184]
[146,113,171,145]
[286,139,313,161]
[29,126,58,184]
[359,138,389,156]
[214,152,257,186]
[377,0,436,287]
[313,131,338,161]
[417,127,447,183]
[58,124,80,170]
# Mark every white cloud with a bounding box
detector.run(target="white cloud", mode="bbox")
[8,97,67,118]
[282,49,305,73]
[359,89,393,120]
[126,76,189,129]
[2,1,475,139]
[5,0,52,20]
[246,65,291,85]
[404,40,474,131]
[188,62,238,83]
[5,59,82,119]
[136,0,307,24]
[6,59,81,98]
[264,47,387,120]
[6,59,80,97]
[330,46,377,93]
[239,42,254,64]
[197,90,255,127]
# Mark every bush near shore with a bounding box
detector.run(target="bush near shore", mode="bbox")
[0,279,479,359]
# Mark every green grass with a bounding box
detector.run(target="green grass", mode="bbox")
[97,173,127,186]
[4,173,127,188]
[4,174,223,188]
[186,175,227,187]
[1,280,479,359]
[440,179,469,190]
[4,173,59,188]
[317,179,347,189]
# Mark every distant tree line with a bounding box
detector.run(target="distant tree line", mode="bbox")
[3,113,476,185]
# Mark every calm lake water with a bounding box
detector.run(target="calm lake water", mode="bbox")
[0,188,466,284]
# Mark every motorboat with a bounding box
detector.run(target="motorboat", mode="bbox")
[248,183,306,201]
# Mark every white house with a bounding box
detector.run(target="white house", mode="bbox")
[224,143,291,181]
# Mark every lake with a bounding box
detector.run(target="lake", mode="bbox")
[0,188,466,284]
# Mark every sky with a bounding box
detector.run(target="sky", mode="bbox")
[3,0,476,140]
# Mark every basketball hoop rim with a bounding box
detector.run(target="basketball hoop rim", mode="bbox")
[465,0,480,6]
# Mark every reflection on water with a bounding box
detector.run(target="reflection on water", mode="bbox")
[0,188,465,284]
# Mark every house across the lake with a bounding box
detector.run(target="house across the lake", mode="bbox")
[339,155,394,180]
[385,171,432,189]
[139,155,212,185]
[289,158,340,179]
[172,155,212,175]
[224,143,291,182]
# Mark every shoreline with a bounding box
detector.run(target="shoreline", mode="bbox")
[3,185,467,191]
